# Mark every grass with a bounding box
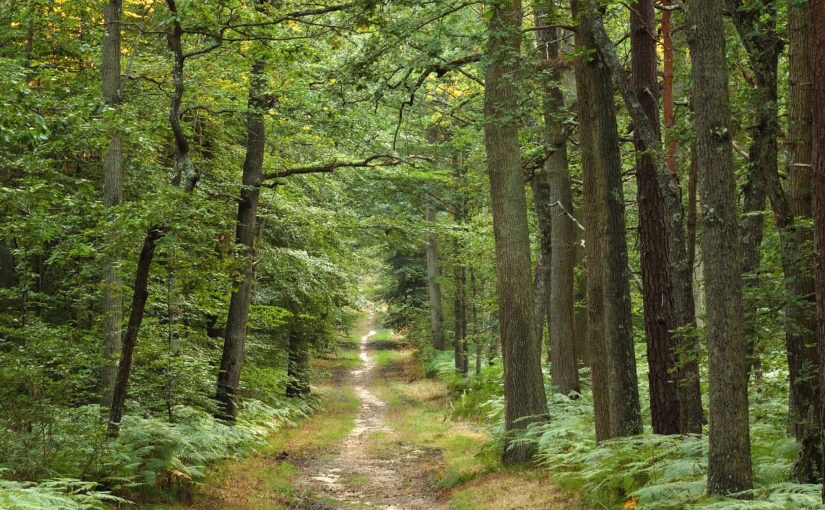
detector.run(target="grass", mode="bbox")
[148,334,362,510]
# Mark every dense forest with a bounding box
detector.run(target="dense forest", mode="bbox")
[2,0,825,508]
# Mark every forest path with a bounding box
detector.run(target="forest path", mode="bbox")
[290,312,447,509]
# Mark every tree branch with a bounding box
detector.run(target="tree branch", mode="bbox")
[262,154,430,181]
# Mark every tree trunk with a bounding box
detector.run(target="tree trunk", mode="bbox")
[286,327,311,398]
[108,227,163,435]
[425,207,445,350]
[535,3,578,397]
[630,0,681,435]
[215,60,266,422]
[573,0,610,441]
[101,0,123,409]
[810,0,825,500]
[687,0,753,492]
[472,269,481,375]
[484,0,549,465]
[531,173,553,354]
[786,0,820,482]
[586,6,702,434]
[580,5,643,439]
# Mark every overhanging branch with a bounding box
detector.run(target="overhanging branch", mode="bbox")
[261,154,430,181]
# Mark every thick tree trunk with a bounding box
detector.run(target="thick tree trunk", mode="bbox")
[101,0,123,409]
[108,227,163,435]
[580,6,643,438]
[810,0,825,499]
[425,207,445,350]
[484,0,548,465]
[786,0,820,482]
[535,3,578,397]
[572,0,610,441]
[687,0,753,493]
[631,0,681,435]
[586,6,702,434]
[215,61,266,422]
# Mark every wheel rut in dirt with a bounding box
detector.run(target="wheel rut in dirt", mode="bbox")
[291,316,446,510]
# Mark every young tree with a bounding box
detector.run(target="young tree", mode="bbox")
[687,0,753,493]
[484,0,548,464]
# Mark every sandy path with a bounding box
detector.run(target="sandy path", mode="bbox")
[292,317,445,510]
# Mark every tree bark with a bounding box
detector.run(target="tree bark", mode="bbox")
[586,7,702,434]
[425,207,445,350]
[810,0,825,500]
[687,0,753,493]
[101,0,123,409]
[580,6,643,439]
[286,326,311,398]
[531,173,553,354]
[572,0,610,441]
[535,3,578,397]
[629,0,681,435]
[786,0,820,482]
[215,60,266,422]
[484,0,549,465]
[108,226,163,435]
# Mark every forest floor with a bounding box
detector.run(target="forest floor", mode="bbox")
[149,312,583,509]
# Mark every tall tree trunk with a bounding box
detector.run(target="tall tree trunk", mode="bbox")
[484,0,549,465]
[215,60,266,422]
[472,269,481,375]
[531,173,552,354]
[580,6,643,439]
[101,0,123,409]
[535,3,578,397]
[573,0,610,441]
[687,0,753,493]
[108,227,163,435]
[786,0,820,482]
[631,0,681,435]
[810,0,825,499]
[425,207,445,350]
[586,6,703,434]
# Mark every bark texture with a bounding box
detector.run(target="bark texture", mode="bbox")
[216,61,266,422]
[101,0,123,409]
[573,0,610,441]
[108,227,163,435]
[580,7,643,438]
[687,0,753,493]
[631,0,680,434]
[535,3,578,397]
[425,207,445,350]
[484,0,549,464]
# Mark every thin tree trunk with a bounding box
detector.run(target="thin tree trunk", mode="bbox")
[216,60,266,422]
[687,0,753,492]
[286,327,311,398]
[531,175,552,353]
[484,0,549,465]
[472,269,481,375]
[630,0,681,434]
[425,207,445,350]
[108,227,163,435]
[101,0,123,409]
[535,3,578,397]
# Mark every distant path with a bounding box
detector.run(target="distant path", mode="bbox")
[292,313,445,509]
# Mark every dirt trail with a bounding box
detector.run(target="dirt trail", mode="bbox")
[292,315,446,510]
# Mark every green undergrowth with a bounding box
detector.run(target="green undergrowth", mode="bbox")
[423,346,822,509]
[0,398,318,509]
